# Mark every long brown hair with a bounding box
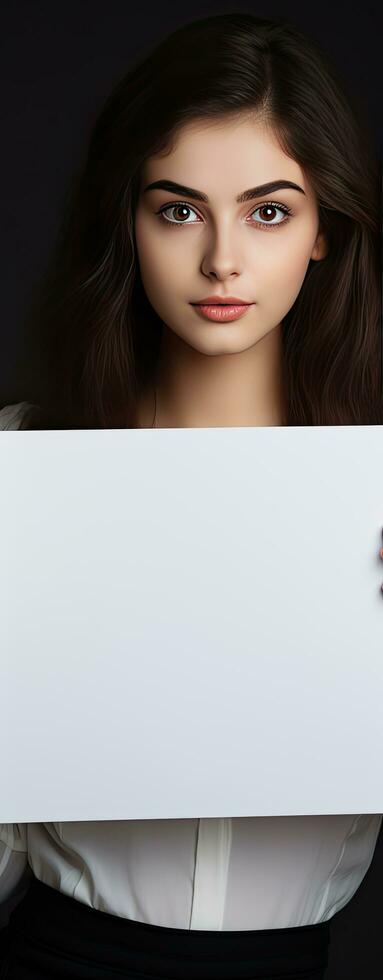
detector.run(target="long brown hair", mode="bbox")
[16,12,382,429]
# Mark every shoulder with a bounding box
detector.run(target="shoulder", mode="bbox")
[0,401,34,431]
[0,824,28,852]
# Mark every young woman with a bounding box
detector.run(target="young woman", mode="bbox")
[0,11,381,980]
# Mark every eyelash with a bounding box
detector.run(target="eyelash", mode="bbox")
[155,200,293,231]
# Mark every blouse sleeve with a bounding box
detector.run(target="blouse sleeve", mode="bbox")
[0,827,32,928]
[0,402,32,430]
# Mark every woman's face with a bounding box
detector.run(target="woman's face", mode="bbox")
[134,114,327,357]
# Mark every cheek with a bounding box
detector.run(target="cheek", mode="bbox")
[134,216,175,314]
[255,235,314,295]
[134,219,161,287]
[135,213,177,273]
[135,219,190,306]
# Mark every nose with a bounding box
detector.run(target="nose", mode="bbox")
[201,227,243,280]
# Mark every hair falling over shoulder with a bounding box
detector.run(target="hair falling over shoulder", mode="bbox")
[17,12,382,429]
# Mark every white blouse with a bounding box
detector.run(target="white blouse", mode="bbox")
[1,402,382,932]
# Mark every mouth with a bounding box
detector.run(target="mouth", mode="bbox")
[191,302,253,323]
[191,296,252,305]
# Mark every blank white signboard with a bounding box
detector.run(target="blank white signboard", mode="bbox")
[1,425,382,822]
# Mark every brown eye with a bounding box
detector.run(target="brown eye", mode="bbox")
[260,205,278,221]
[158,203,200,225]
[249,201,292,230]
[173,205,192,221]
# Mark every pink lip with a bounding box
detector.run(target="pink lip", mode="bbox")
[192,295,251,304]
[193,304,252,323]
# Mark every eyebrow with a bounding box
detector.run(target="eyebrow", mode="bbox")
[143,178,305,202]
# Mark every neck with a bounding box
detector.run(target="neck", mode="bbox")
[137,322,287,429]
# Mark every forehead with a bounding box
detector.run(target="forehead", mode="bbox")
[142,114,311,199]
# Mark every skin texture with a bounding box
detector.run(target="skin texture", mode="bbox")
[134,113,328,429]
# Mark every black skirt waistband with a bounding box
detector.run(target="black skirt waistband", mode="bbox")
[1,874,331,979]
